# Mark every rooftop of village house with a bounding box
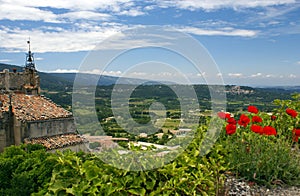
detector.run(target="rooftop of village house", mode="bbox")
[0,93,72,122]
[24,133,87,150]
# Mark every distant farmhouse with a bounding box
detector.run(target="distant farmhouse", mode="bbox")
[0,41,87,152]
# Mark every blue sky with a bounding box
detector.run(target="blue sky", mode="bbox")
[0,0,299,86]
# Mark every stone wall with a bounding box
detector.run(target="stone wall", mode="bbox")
[0,111,15,151]
[0,69,40,94]
[0,129,6,151]
[25,117,76,139]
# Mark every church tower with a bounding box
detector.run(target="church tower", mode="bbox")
[23,39,40,95]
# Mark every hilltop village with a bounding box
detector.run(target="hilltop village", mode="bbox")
[0,41,87,152]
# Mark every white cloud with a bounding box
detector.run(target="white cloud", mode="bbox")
[47,69,124,77]
[227,72,298,79]
[289,74,297,78]
[0,0,144,23]
[250,72,262,77]
[48,69,79,73]
[228,73,243,78]
[155,0,296,11]
[0,24,182,53]
[0,0,136,11]
[0,3,59,22]
[196,72,206,77]
[0,25,122,52]
[128,72,147,77]
[117,9,145,16]
[297,61,300,65]
[103,70,122,76]
[257,3,300,20]
[226,72,298,80]
[59,11,112,21]
[265,74,275,78]
[0,59,12,62]
[144,5,157,11]
[179,26,258,37]
[268,21,281,25]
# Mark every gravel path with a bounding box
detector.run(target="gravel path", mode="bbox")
[221,175,300,196]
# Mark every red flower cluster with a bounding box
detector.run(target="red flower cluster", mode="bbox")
[263,126,277,136]
[219,105,299,141]
[250,124,263,134]
[293,129,300,142]
[248,105,259,114]
[252,116,262,123]
[227,117,236,124]
[286,108,298,118]
[219,105,278,136]
[217,111,231,119]
[250,125,276,136]
[238,114,250,127]
[226,124,236,135]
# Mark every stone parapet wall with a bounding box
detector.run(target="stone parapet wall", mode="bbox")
[26,117,76,139]
[0,69,40,94]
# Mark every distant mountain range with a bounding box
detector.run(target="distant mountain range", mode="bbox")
[48,72,162,86]
[0,63,299,93]
[0,63,165,90]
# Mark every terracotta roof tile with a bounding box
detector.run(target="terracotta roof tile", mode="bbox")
[0,93,72,122]
[24,133,87,150]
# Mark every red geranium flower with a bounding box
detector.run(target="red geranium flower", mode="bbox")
[294,129,300,136]
[248,105,259,114]
[271,115,277,121]
[251,124,263,134]
[238,114,250,127]
[263,126,277,136]
[217,112,231,119]
[227,117,236,124]
[226,124,236,135]
[252,116,263,123]
[286,108,298,118]
[293,129,300,142]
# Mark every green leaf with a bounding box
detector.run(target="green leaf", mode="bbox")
[128,188,146,195]
[146,179,156,190]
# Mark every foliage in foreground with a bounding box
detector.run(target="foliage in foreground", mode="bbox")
[0,144,55,195]
[218,94,300,187]
[1,95,299,195]
[0,125,228,196]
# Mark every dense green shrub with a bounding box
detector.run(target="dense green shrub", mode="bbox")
[0,125,228,195]
[0,144,56,195]
[37,125,228,195]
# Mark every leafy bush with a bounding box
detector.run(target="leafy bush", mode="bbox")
[0,144,56,195]
[0,125,228,195]
[37,125,228,195]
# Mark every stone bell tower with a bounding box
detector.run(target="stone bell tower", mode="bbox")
[23,39,40,95]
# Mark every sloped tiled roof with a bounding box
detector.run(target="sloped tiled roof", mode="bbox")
[0,93,72,122]
[24,133,87,150]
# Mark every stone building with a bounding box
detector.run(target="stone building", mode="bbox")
[0,41,87,152]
